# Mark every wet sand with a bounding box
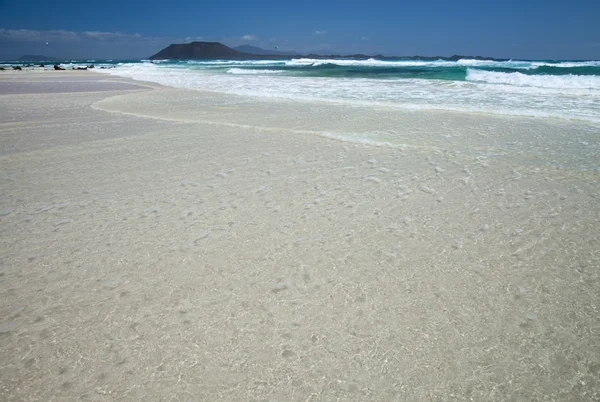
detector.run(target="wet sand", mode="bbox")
[1,71,599,401]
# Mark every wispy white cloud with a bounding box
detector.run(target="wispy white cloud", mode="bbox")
[315,30,327,35]
[184,36,205,42]
[241,34,258,41]
[361,36,369,41]
[83,31,127,39]
[0,28,177,59]
[0,28,81,42]
[0,28,155,43]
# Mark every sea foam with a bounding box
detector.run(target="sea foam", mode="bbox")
[227,68,285,75]
[466,68,600,89]
[285,58,530,68]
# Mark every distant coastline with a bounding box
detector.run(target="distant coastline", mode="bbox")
[148,41,509,62]
[2,44,598,65]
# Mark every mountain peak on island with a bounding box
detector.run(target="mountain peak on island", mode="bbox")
[150,42,250,60]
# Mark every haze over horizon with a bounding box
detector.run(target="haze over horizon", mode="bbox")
[1,0,599,60]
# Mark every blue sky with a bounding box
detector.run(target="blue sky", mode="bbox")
[1,0,599,60]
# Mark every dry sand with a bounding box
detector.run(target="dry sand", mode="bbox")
[1,71,599,401]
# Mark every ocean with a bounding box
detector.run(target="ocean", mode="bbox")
[84,58,600,124]
[5,57,599,123]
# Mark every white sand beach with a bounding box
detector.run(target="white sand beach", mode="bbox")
[1,71,599,401]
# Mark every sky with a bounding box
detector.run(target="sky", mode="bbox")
[1,0,599,60]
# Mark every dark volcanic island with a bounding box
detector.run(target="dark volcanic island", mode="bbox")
[149,41,506,61]
[149,42,254,60]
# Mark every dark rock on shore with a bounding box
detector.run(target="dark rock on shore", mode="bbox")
[12,66,22,71]
[54,64,65,71]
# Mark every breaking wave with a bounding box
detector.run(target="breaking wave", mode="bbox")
[466,68,600,89]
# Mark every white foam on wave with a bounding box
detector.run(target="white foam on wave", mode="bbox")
[466,68,600,89]
[530,60,600,68]
[285,58,449,67]
[227,68,285,75]
[286,58,474,68]
[456,59,497,66]
[291,58,600,70]
[138,58,600,71]
[456,59,533,69]
[188,60,286,66]
[285,58,542,69]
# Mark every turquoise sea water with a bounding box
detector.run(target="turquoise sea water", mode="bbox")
[110,58,600,80]
[207,59,600,81]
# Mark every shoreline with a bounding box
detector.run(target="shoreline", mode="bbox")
[6,65,600,124]
[1,71,599,401]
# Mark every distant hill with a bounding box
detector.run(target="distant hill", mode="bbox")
[18,55,58,62]
[150,42,299,60]
[234,45,296,56]
[150,42,251,60]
